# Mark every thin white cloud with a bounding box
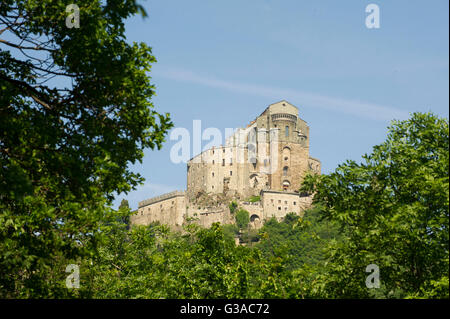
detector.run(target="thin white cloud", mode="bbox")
[156,67,409,121]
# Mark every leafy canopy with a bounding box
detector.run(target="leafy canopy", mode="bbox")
[301,112,449,298]
[235,208,250,229]
[0,0,172,297]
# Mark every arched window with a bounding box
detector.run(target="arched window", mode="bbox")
[247,128,257,164]
[248,127,257,143]
[285,125,289,137]
[283,166,288,176]
[282,147,291,165]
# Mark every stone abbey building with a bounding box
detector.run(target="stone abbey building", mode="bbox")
[131,101,321,229]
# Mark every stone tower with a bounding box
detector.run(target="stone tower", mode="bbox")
[186,100,321,200]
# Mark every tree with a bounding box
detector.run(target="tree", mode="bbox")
[221,223,239,242]
[235,208,250,230]
[301,112,449,298]
[228,201,238,214]
[83,221,296,298]
[256,208,341,270]
[0,0,172,297]
[119,199,130,211]
[117,199,131,228]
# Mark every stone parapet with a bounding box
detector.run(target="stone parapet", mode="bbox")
[138,190,185,208]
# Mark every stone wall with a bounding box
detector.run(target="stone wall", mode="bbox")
[269,142,310,192]
[261,190,306,220]
[308,156,321,175]
[185,204,234,228]
[131,191,186,227]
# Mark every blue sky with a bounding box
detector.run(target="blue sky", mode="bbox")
[115,0,449,210]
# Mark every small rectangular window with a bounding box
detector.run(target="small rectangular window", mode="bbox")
[222,159,225,166]
[230,171,232,176]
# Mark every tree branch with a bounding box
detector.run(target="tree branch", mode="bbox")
[0,73,53,110]
[0,38,52,51]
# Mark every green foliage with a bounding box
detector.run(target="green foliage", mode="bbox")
[0,0,172,297]
[117,199,131,227]
[82,221,302,298]
[221,224,239,242]
[241,229,260,245]
[119,199,130,210]
[228,201,238,214]
[235,209,250,229]
[247,195,261,203]
[0,195,120,298]
[301,112,449,298]
[256,208,341,270]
